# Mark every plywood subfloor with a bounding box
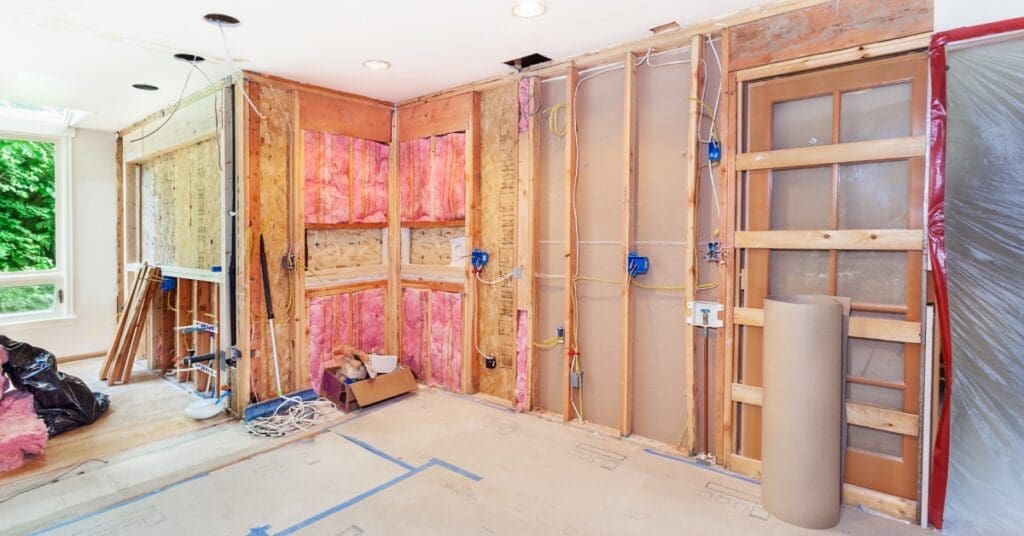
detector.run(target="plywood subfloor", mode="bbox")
[0,357,229,492]
[29,389,926,535]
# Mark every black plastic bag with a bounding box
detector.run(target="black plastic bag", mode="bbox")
[0,335,110,437]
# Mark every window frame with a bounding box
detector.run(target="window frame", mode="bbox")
[0,124,73,325]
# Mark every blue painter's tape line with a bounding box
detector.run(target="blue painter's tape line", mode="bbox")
[429,458,483,482]
[248,524,271,536]
[243,389,319,421]
[642,448,759,485]
[339,434,416,471]
[33,472,210,535]
[273,465,429,535]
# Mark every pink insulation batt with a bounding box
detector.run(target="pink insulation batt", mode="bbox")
[307,292,351,393]
[351,138,389,223]
[429,290,463,391]
[400,138,431,221]
[304,130,351,224]
[0,391,47,473]
[515,309,528,411]
[352,287,385,354]
[431,133,466,221]
[400,288,428,380]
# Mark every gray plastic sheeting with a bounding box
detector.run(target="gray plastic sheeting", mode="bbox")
[945,35,1024,533]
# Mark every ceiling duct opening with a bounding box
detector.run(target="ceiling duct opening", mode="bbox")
[504,53,552,72]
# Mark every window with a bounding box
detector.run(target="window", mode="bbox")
[0,131,71,324]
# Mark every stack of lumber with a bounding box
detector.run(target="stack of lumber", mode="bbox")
[101,264,160,385]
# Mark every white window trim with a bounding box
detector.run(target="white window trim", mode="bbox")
[0,123,74,326]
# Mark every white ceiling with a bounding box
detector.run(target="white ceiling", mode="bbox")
[0,0,771,131]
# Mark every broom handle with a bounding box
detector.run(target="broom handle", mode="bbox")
[259,235,283,396]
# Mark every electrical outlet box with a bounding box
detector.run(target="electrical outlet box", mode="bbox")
[471,249,489,271]
[686,301,724,328]
[512,266,523,279]
[569,370,583,389]
[627,251,650,278]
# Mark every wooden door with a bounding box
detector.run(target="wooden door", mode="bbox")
[730,53,927,503]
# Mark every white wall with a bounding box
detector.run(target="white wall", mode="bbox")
[4,128,117,358]
[935,1,1024,32]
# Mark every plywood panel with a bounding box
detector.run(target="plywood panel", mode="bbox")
[632,47,690,444]
[298,91,392,143]
[139,138,222,270]
[728,0,932,72]
[576,66,625,429]
[536,77,567,414]
[305,229,383,271]
[476,83,519,401]
[409,226,464,266]
[399,94,473,141]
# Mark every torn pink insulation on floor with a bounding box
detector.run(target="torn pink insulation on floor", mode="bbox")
[401,288,428,380]
[515,309,528,411]
[432,133,467,221]
[352,287,385,354]
[400,138,431,221]
[304,130,351,224]
[351,138,389,223]
[0,391,47,473]
[307,292,351,393]
[429,290,463,391]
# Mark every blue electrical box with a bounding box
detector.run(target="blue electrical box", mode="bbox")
[627,251,650,278]
[708,138,721,164]
[161,276,177,292]
[471,249,489,271]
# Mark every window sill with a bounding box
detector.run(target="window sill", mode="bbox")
[0,314,77,329]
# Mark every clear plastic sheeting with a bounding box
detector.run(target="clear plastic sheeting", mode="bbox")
[943,34,1024,533]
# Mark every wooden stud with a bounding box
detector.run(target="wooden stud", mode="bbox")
[715,27,737,465]
[518,77,541,410]
[733,306,921,343]
[620,52,638,436]
[388,106,402,357]
[681,35,704,454]
[293,90,309,392]
[734,229,923,251]
[462,92,482,394]
[562,65,579,422]
[101,265,145,380]
[736,136,926,171]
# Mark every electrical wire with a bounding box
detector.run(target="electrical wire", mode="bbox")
[244,396,337,437]
[129,64,197,143]
[215,20,265,120]
[475,270,515,285]
[0,458,110,504]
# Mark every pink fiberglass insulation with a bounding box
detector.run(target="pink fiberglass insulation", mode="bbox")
[429,290,463,391]
[401,288,428,380]
[352,287,385,354]
[519,79,531,133]
[400,138,431,221]
[431,133,467,221]
[308,292,351,392]
[304,130,351,224]
[0,391,47,473]
[351,138,389,223]
[515,309,528,411]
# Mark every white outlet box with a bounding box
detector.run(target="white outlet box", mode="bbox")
[686,301,724,328]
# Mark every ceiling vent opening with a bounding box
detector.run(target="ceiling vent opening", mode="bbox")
[650,21,680,34]
[504,53,552,72]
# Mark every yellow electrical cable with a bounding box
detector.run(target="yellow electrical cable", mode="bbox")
[545,103,568,137]
[574,275,624,285]
[532,336,563,349]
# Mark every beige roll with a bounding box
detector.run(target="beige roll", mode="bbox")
[761,295,849,529]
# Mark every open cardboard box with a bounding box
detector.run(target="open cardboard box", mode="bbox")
[318,365,417,411]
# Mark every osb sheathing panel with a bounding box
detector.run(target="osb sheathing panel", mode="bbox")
[409,226,464,266]
[476,83,519,401]
[305,229,383,271]
[536,77,567,414]
[247,81,299,398]
[631,47,690,444]
[728,0,932,72]
[575,68,625,430]
[139,138,221,269]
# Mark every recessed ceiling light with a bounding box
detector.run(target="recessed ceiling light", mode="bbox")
[512,1,546,18]
[173,53,206,63]
[363,60,391,70]
[204,13,240,26]
[132,83,159,91]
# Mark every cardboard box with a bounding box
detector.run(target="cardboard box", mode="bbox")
[319,365,417,411]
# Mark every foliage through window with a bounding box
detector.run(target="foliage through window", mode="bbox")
[0,136,62,319]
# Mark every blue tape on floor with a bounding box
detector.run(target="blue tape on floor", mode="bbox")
[256,435,482,535]
[243,389,319,421]
[642,448,759,485]
[33,472,211,535]
[339,433,416,471]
